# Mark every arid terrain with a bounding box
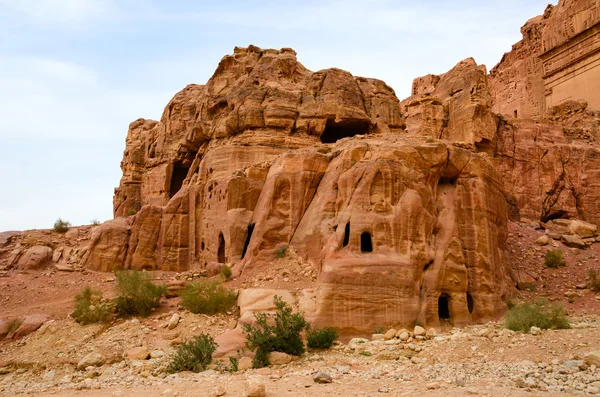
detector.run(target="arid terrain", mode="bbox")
[3,0,600,395]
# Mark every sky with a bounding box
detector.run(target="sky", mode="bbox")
[0,0,551,231]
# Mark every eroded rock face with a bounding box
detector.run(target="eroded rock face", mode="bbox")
[83,46,517,332]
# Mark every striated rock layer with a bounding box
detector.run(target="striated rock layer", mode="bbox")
[84,45,516,333]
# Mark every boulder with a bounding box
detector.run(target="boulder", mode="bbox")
[413,326,426,337]
[125,346,150,360]
[535,235,550,246]
[244,376,266,397]
[238,356,253,371]
[77,352,105,370]
[17,246,52,269]
[267,351,292,365]
[168,313,180,330]
[383,329,397,340]
[10,314,49,339]
[584,352,600,367]
[562,234,587,249]
[569,220,597,238]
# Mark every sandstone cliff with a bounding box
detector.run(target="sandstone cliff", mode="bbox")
[79,46,516,333]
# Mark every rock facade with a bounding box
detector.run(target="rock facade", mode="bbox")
[489,0,600,119]
[90,46,515,333]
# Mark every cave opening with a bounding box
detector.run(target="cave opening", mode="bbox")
[467,293,474,314]
[218,232,226,263]
[320,119,370,144]
[343,223,350,247]
[438,294,451,321]
[241,224,255,259]
[169,163,190,198]
[541,210,568,223]
[360,231,373,253]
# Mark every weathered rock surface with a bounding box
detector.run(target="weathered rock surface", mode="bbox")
[83,46,517,332]
[17,246,52,269]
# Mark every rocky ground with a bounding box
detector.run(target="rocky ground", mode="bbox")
[3,218,600,396]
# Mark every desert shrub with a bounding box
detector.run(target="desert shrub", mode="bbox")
[374,327,384,334]
[53,218,71,233]
[167,334,217,373]
[90,219,101,226]
[229,356,238,372]
[505,300,570,332]
[274,246,288,259]
[307,326,339,349]
[114,270,166,317]
[72,287,113,324]
[179,280,236,315]
[128,208,137,216]
[545,249,566,268]
[243,296,308,368]
[587,269,600,292]
[220,265,232,280]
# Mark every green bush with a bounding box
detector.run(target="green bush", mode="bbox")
[179,280,236,315]
[505,300,570,332]
[374,327,384,334]
[242,296,308,368]
[167,334,217,373]
[229,356,238,372]
[53,218,71,233]
[307,326,339,349]
[114,270,166,317]
[274,246,288,259]
[588,269,600,292]
[220,265,232,280]
[545,249,566,268]
[72,287,113,324]
[90,219,101,226]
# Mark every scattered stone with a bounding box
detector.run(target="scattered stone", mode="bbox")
[372,333,385,341]
[244,376,266,397]
[535,235,549,246]
[213,385,226,396]
[413,326,425,336]
[568,220,597,238]
[425,328,437,339]
[238,356,253,371]
[313,372,333,384]
[125,346,150,360]
[267,351,292,365]
[77,352,105,370]
[584,352,600,367]
[530,326,542,335]
[383,328,397,340]
[168,313,180,330]
[562,234,587,249]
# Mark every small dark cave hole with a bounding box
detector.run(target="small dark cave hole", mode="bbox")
[474,138,494,154]
[169,163,190,198]
[218,232,226,263]
[423,260,433,272]
[360,231,373,253]
[438,294,451,321]
[320,119,370,144]
[438,176,457,186]
[343,223,350,247]
[241,224,255,259]
[201,241,205,251]
[541,210,568,223]
[467,293,474,314]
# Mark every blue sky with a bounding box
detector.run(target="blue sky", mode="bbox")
[0,0,550,231]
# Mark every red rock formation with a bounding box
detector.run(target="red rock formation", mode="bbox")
[489,0,600,119]
[88,46,515,333]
